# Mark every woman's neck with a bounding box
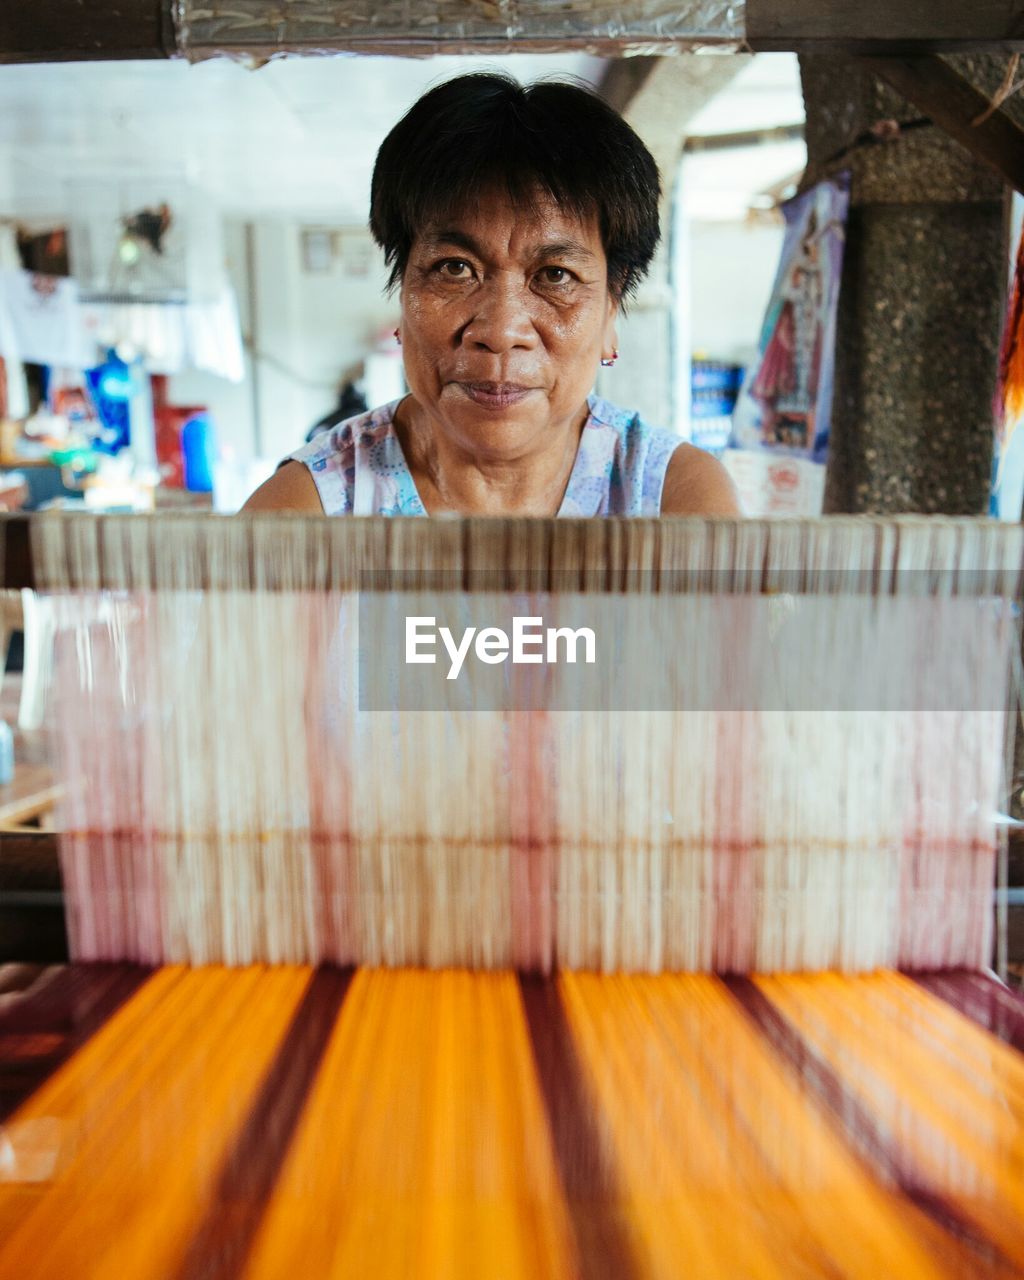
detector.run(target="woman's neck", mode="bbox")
[393,397,588,516]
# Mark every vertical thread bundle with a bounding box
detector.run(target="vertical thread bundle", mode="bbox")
[30,513,1023,972]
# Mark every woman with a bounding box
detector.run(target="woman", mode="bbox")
[245,73,739,517]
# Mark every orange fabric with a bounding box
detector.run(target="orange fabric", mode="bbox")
[243,969,576,1280]
[0,966,310,1280]
[757,971,1024,1274]
[0,968,1021,1279]
[561,973,979,1279]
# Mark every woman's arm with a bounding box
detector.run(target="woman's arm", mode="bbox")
[241,461,326,513]
[660,444,743,517]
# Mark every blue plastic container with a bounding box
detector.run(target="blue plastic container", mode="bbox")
[182,414,216,493]
[0,720,14,785]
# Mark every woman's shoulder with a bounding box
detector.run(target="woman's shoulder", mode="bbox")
[584,391,682,466]
[243,400,401,513]
[587,393,653,432]
[585,395,741,516]
[661,444,742,516]
[585,394,682,454]
[292,400,401,467]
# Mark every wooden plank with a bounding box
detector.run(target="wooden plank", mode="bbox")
[1011,903,1024,973]
[863,55,1024,195]
[7,0,1024,61]
[685,123,805,153]
[2,516,34,592]
[0,0,171,64]
[597,57,660,115]
[0,832,60,894]
[0,832,64,964]
[0,899,67,963]
[0,764,61,831]
[1010,829,1024,887]
[748,0,1024,53]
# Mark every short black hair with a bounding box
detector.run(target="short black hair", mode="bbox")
[369,73,661,306]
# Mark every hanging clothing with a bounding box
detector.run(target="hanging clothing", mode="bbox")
[0,269,91,368]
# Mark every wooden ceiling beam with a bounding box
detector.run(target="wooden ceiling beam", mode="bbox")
[864,55,1024,195]
[6,1,1024,63]
[748,0,1024,54]
[0,0,172,64]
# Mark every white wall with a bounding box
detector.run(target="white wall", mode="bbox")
[688,218,783,364]
[168,217,399,464]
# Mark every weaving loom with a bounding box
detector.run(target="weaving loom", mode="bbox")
[1,512,1023,1278]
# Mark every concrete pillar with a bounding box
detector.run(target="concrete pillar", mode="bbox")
[801,56,1007,514]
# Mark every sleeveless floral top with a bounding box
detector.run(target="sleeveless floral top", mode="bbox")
[289,394,683,516]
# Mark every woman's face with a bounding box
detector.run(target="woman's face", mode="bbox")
[397,186,618,461]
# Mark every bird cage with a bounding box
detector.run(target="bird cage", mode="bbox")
[66,180,226,307]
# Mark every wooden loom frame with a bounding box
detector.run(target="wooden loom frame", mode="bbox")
[3,0,1024,61]
[1,7,1024,964]
[0,509,1021,972]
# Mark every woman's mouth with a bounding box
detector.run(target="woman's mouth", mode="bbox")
[457,382,534,409]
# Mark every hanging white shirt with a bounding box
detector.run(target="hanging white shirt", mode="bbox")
[0,269,92,368]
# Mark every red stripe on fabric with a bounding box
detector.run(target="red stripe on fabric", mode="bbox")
[915,970,1024,1053]
[725,975,1017,1274]
[0,963,153,1121]
[305,596,357,965]
[518,975,641,1280]
[508,711,555,973]
[713,711,757,972]
[171,965,353,1280]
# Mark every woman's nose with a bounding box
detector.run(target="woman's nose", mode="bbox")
[461,278,537,352]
